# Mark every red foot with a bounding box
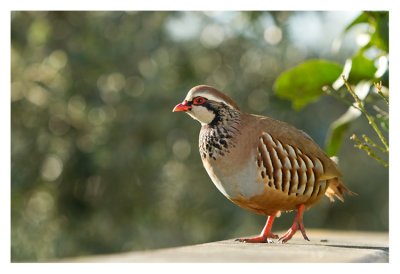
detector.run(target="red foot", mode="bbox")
[279,204,310,244]
[236,215,278,243]
[236,232,279,243]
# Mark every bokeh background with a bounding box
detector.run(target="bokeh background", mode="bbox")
[11,11,388,262]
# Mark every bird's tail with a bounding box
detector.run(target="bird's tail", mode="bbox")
[324,156,357,202]
[325,178,356,202]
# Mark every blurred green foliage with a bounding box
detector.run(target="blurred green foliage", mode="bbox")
[11,11,388,262]
[274,11,389,161]
[274,60,343,109]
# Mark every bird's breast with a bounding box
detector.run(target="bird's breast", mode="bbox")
[202,151,265,200]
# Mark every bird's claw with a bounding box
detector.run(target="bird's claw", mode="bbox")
[278,222,310,244]
[235,234,278,243]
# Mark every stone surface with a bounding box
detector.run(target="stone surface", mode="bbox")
[68,230,388,263]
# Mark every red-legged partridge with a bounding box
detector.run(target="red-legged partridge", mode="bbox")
[173,85,354,243]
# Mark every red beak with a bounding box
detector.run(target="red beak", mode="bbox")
[172,100,192,112]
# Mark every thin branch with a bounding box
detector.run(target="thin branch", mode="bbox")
[374,81,389,105]
[362,134,387,153]
[350,134,389,167]
[342,75,389,151]
[322,85,362,112]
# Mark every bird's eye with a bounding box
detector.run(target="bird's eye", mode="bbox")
[193,97,206,105]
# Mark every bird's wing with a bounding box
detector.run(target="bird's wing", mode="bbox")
[244,113,343,180]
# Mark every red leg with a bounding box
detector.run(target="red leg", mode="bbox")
[279,204,310,244]
[236,215,279,243]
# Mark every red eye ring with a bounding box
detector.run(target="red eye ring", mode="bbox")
[193,97,206,105]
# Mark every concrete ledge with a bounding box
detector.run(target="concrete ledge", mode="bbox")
[69,230,388,263]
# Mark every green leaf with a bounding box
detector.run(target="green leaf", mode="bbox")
[370,12,389,52]
[346,11,388,53]
[274,60,343,110]
[348,54,377,83]
[325,106,362,156]
[344,11,370,31]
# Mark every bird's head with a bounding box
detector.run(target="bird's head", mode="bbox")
[173,85,240,126]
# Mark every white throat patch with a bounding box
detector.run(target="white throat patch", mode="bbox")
[187,105,215,125]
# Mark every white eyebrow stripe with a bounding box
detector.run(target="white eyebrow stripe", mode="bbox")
[185,92,236,109]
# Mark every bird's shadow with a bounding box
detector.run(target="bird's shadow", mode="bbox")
[324,244,388,253]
